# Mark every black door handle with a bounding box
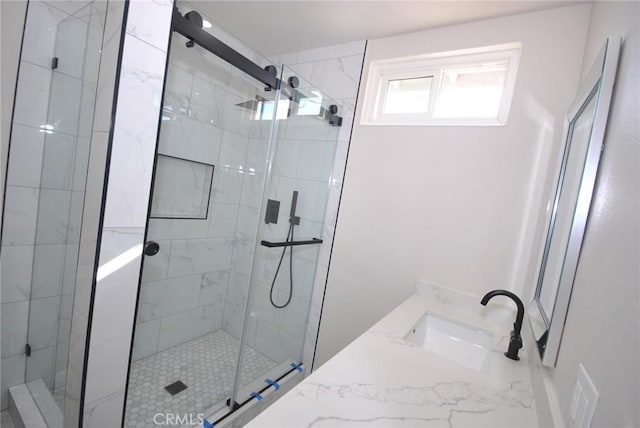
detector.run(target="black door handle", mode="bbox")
[143,241,160,256]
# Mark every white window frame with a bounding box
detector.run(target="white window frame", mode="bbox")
[361,43,522,126]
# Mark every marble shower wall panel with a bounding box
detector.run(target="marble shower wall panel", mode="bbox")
[65,1,127,423]
[157,112,222,164]
[82,1,172,426]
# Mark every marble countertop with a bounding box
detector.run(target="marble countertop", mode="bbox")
[245,285,538,427]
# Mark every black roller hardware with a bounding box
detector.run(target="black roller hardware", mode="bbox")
[265,65,278,76]
[288,76,299,88]
[184,10,203,28]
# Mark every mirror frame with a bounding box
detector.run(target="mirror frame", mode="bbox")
[529,37,621,367]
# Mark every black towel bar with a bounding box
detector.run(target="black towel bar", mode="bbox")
[260,238,323,248]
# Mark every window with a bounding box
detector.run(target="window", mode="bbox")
[361,43,521,126]
[383,77,433,114]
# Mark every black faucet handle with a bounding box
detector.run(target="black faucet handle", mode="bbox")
[505,330,523,360]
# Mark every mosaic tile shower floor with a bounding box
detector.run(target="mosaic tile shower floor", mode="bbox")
[124,329,277,428]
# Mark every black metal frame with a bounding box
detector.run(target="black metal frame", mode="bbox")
[215,362,302,426]
[171,7,343,126]
[172,7,279,90]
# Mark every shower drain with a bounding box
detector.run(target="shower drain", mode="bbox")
[164,380,188,396]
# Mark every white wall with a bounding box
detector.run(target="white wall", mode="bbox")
[543,2,639,426]
[316,5,592,366]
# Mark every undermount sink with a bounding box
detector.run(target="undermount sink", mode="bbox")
[405,313,492,372]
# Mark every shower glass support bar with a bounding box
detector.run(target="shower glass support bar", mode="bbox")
[171,8,280,90]
[260,238,323,248]
[171,8,343,126]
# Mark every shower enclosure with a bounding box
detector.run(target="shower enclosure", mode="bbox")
[124,4,342,424]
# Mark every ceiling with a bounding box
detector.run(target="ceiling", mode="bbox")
[191,1,583,55]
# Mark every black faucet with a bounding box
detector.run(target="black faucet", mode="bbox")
[480,289,525,361]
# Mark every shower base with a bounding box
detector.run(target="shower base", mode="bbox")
[124,329,277,428]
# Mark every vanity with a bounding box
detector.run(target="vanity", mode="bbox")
[240,36,623,428]
[245,283,538,427]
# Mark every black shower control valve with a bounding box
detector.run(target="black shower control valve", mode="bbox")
[329,104,338,114]
[143,241,160,256]
[265,199,280,224]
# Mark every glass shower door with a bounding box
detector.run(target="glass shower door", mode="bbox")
[124,26,279,425]
[231,65,341,405]
[20,2,107,423]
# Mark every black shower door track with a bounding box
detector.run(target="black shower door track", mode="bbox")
[171,7,281,90]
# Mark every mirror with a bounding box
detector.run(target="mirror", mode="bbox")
[529,37,621,367]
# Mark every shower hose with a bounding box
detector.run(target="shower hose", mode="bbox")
[269,222,295,309]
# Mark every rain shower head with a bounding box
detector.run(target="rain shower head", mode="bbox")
[234,76,312,114]
[235,95,268,111]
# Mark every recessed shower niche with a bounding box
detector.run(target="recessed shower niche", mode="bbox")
[149,155,215,220]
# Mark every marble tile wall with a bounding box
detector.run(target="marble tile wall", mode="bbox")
[82,1,173,426]
[1,0,109,411]
[64,1,126,423]
[130,2,276,361]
